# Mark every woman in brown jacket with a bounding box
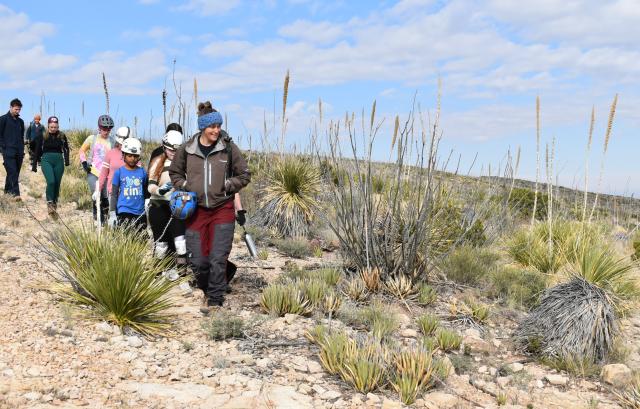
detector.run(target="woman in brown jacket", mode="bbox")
[168,102,250,311]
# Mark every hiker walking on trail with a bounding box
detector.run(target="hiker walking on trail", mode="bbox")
[148,123,183,170]
[168,101,251,311]
[109,137,148,233]
[24,114,44,165]
[98,126,131,205]
[30,116,69,219]
[79,115,113,225]
[148,129,188,277]
[0,98,26,199]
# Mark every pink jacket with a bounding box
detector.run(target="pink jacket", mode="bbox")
[98,147,125,194]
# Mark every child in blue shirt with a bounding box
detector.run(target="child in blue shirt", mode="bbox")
[109,138,147,233]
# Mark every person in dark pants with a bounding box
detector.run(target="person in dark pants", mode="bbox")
[24,114,44,165]
[31,116,70,219]
[168,101,250,313]
[0,98,26,199]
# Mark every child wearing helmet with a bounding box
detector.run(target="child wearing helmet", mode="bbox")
[168,101,251,312]
[79,114,114,224]
[148,129,188,275]
[97,126,131,204]
[109,137,148,232]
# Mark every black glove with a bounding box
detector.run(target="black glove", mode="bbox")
[236,209,246,226]
[82,161,91,174]
[31,164,37,173]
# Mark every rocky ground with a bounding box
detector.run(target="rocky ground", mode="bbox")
[1,170,639,409]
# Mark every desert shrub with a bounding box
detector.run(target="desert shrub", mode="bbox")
[449,297,491,325]
[254,156,322,238]
[416,313,439,336]
[540,354,601,377]
[204,311,245,340]
[317,328,351,375]
[297,278,329,307]
[489,266,546,309]
[260,283,312,316]
[441,245,499,285]
[417,284,437,306]
[507,188,548,220]
[44,225,177,335]
[309,267,342,286]
[273,237,313,258]
[435,329,462,352]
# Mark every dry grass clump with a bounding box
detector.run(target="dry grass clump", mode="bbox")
[360,267,381,292]
[204,310,245,340]
[489,265,546,309]
[359,301,399,339]
[259,283,312,316]
[416,313,440,336]
[273,237,313,258]
[321,289,343,316]
[450,297,491,325]
[384,274,418,299]
[614,374,640,408]
[435,328,462,352]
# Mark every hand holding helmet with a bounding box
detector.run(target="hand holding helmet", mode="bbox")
[169,191,197,220]
[158,182,173,196]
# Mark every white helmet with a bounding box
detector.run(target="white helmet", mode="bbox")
[115,126,131,145]
[122,137,142,155]
[162,130,184,150]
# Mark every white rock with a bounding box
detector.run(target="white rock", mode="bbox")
[489,367,497,376]
[463,328,481,338]
[118,352,138,363]
[497,376,511,387]
[601,364,633,387]
[23,392,41,401]
[423,392,458,409]
[307,360,323,374]
[95,322,113,334]
[26,367,40,377]
[536,379,544,388]
[202,369,215,378]
[256,358,271,368]
[545,374,568,386]
[478,365,488,374]
[440,356,456,377]
[127,336,143,348]
[130,368,146,379]
[284,313,299,324]
[366,392,380,404]
[400,328,418,338]
[312,384,326,395]
[320,390,341,400]
[509,362,524,373]
[263,385,313,409]
[382,398,403,409]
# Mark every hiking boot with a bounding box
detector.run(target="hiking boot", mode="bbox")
[199,298,223,315]
[13,196,22,203]
[162,269,180,282]
[47,202,58,218]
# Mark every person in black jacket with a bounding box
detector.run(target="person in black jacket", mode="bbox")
[0,98,26,199]
[24,114,44,165]
[31,116,69,219]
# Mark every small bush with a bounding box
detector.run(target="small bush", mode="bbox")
[274,238,313,258]
[489,266,546,309]
[260,283,312,316]
[442,245,499,285]
[258,249,269,260]
[416,314,439,336]
[436,329,462,352]
[317,329,351,375]
[507,187,548,220]
[421,337,438,352]
[204,310,245,340]
[322,290,343,316]
[448,353,473,374]
[343,277,369,302]
[417,284,437,306]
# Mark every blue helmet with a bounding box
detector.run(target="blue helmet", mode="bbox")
[169,191,198,220]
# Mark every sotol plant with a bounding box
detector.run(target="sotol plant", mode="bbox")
[260,283,312,316]
[392,347,438,405]
[44,225,178,336]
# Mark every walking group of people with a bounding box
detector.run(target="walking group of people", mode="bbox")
[0,98,251,311]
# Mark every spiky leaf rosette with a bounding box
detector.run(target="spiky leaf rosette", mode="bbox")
[255,157,321,238]
[514,278,617,362]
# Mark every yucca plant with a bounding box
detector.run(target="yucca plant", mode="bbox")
[309,267,342,286]
[260,283,312,316]
[343,277,369,302]
[322,290,343,316]
[435,329,462,352]
[417,284,437,306]
[416,313,439,336]
[44,225,178,336]
[254,156,322,237]
[392,347,437,405]
[571,245,640,315]
[360,267,381,292]
[339,339,388,393]
[298,278,329,308]
[316,329,351,375]
[385,274,418,300]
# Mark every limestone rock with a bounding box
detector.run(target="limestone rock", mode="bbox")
[545,374,568,386]
[601,364,633,387]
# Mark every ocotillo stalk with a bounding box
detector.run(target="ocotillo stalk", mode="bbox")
[531,96,541,226]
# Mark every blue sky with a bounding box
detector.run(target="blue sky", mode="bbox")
[1,0,639,195]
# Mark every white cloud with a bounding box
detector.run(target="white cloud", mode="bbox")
[201,40,252,57]
[0,5,76,77]
[278,20,345,44]
[175,0,241,16]
[122,26,173,41]
[138,0,159,4]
